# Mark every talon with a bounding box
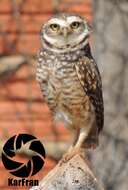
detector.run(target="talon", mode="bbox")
[59,147,83,166]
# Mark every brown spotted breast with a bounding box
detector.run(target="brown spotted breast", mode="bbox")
[36,49,92,128]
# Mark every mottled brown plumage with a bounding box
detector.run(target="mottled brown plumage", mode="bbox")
[37,13,104,161]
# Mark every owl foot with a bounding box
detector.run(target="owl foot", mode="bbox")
[59,147,83,166]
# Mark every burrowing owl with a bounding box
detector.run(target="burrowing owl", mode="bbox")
[37,13,104,161]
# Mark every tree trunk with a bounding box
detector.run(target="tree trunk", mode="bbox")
[92,0,128,190]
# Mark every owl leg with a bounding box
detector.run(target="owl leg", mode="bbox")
[63,128,80,153]
[74,115,98,149]
[72,128,80,146]
[58,128,79,165]
[59,116,96,165]
[74,127,90,149]
[59,127,90,165]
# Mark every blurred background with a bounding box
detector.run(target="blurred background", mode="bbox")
[0,0,128,189]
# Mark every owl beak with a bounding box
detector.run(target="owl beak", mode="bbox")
[63,27,69,38]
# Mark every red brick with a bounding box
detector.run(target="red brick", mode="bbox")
[0,0,92,54]
[0,37,3,53]
[0,34,40,54]
[0,13,91,34]
[0,0,11,13]
[17,34,40,54]
[0,14,50,33]
[21,0,53,13]
[0,17,92,55]
[0,0,53,14]
[60,2,91,14]
[0,0,92,14]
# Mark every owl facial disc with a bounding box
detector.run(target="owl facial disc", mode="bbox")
[41,13,91,53]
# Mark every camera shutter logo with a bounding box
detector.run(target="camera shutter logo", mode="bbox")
[2,134,46,178]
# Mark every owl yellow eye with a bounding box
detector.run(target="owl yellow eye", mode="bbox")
[70,22,80,30]
[49,24,60,32]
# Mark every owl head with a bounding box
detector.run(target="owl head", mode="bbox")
[41,13,91,53]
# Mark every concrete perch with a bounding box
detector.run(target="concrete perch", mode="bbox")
[30,154,105,190]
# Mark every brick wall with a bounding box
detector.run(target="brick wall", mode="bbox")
[0,0,92,54]
[0,0,92,189]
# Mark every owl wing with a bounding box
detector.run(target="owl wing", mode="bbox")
[75,56,104,133]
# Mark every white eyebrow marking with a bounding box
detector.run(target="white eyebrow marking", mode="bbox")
[48,18,68,27]
[67,16,83,23]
